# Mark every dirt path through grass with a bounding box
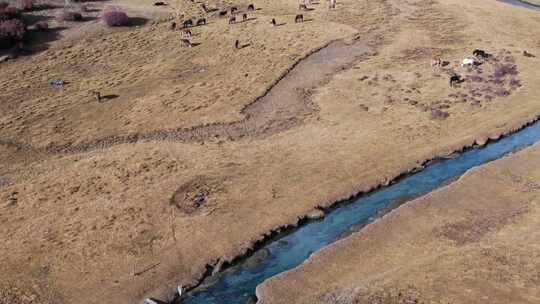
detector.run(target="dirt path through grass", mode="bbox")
[0,39,370,155]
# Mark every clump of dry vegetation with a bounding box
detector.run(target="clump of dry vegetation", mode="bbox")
[102,9,129,27]
[0,2,25,49]
[20,0,33,11]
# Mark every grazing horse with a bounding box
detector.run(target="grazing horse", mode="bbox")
[461,57,476,67]
[449,74,462,87]
[247,4,255,11]
[170,22,176,30]
[201,3,208,12]
[295,14,303,23]
[92,91,102,102]
[523,50,536,58]
[183,19,193,28]
[196,18,206,26]
[219,10,227,16]
[235,39,240,49]
[181,29,191,39]
[230,6,237,14]
[180,39,192,47]
[242,13,247,21]
[473,49,490,59]
[229,16,236,24]
[270,18,276,26]
[299,4,308,10]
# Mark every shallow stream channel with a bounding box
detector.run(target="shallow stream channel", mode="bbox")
[177,121,540,304]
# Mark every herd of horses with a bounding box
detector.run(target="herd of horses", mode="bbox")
[431,49,492,87]
[170,0,337,48]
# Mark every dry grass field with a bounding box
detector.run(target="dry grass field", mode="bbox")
[1,0,540,303]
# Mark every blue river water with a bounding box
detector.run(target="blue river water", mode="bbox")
[499,0,540,11]
[179,118,540,304]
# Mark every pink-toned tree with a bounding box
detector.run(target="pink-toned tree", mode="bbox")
[102,10,129,27]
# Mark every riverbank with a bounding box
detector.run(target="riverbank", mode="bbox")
[1,0,540,303]
[256,141,540,304]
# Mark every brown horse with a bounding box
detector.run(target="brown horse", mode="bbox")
[196,18,206,26]
[92,91,102,102]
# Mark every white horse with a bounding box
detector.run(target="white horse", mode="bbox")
[461,57,476,67]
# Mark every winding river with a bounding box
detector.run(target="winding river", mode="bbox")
[176,122,540,304]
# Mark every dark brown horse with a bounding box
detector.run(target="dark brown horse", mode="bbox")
[183,19,193,28]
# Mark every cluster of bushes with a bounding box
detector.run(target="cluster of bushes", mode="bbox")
[21,0,33,11]
[0,2,26,50]
[0,0,132,51]
[57,7,131,27]
[102,9,129,27]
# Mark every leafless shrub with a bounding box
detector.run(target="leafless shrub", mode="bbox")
[494,89,510,97]
[431,108,449,119]
[492,63,518,78]
[467,75,483,83]
[503,56,515,63]
[509,78,521,88]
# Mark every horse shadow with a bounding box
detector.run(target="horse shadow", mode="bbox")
[98,94,119,102]
[129,17,148,26]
